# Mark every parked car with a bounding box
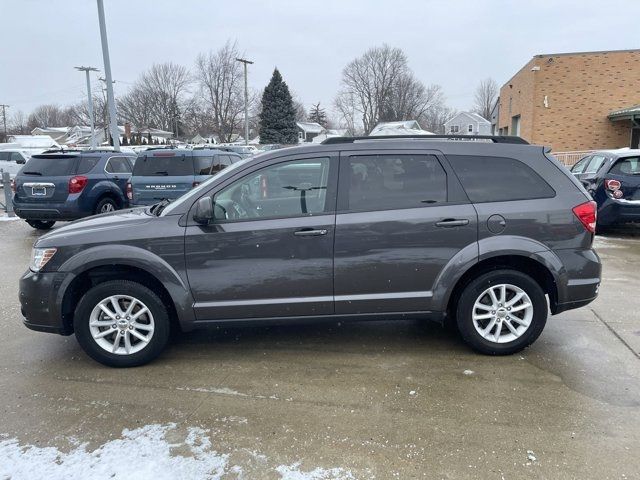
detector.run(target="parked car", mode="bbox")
[0,149,32,179]
[569,148,640,229]
[19,135,601,367]
[128,148,241,206]
[12,151,134,230]
[217,145,260,158]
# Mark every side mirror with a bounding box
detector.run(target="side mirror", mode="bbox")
[193,197,213,224]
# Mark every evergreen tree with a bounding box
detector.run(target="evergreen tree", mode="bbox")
[147,132,153,144]
[259,68,298,144]
[121,135,128,146]
[308,102,328,128]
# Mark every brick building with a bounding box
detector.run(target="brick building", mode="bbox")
[497,49,640,152]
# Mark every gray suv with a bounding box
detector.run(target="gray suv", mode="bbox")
[18,136,601,367]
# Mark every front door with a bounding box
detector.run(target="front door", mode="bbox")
[333,150,478,314]
[184,153,338,321]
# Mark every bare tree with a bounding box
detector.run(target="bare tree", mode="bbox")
[472,78,498,120]
[381,75,445,124]
[27,104,66,129]
[8,110,28,135]
[335,44,409,134]
[418,104,457,134]
[118,62,191,134]
[194,41,252,143]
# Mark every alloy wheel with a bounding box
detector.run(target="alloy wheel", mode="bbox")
[472,283,533,344]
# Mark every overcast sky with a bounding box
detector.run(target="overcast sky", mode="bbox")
[2,0,639,120]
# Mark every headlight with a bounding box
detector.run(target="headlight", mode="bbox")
[30,248,57,272]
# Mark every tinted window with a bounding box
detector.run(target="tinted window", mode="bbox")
[585,155,606,174]
[610,157,640,175]
[448,155,555,203]
[211,155,233,174]
[22,156,77,176]
[214,158,330,221]
[194,156,214,175]
[76,157,101,174]
[571,156,591,173]
[10,152,24,162]
[106,157,133,174]
[0,152,10,161]
[346,154,447,211]
[132,155,193,176]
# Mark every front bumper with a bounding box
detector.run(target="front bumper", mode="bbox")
[19,270,72,335]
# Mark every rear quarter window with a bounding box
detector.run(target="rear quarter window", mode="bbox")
[132,155,193,176]
[447,155,556,203]
[76,156,101,174]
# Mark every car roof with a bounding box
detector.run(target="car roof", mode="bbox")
[594,148,640,158]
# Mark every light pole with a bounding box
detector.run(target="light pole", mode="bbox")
[75,66,99,149]
[235,58,253,146]
[96,0,120,152]
[0,104,8,143]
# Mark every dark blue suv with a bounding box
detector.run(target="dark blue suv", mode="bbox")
[13,151,134,230]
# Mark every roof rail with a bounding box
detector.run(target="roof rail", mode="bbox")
[321,135,529,145]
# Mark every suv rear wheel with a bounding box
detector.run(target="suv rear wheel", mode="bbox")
[456,270,547,355]
[26,220,55,230]
[95,197,118,215]
[74,280,170,367]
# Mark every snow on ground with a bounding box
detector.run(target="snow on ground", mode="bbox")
[0,214,19,221]
[0,423,354,480]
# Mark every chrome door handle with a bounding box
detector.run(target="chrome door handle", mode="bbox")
[435,219,469,228]
[294,228,328,237]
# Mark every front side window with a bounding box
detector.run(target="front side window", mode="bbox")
[585,155,606,174]
[571,156,591,174]
[447,155,555,203]
[214,157,330,221]
[106,157,133,174]
[345,154,447,212]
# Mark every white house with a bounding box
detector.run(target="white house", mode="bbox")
[444,112,491,135]
[296,122,325,142]
[369,120,433,136]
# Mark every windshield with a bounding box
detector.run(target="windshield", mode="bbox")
[133,155,192,176]
[160,156,255,216]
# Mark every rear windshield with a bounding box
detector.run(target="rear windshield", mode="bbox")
[22,155,77,176]
[133,155,193,176]
[610,157,640,175]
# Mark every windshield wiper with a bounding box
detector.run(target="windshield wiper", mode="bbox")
[154,171,169,176]
[22,171,42,175]
[152,198,172,216]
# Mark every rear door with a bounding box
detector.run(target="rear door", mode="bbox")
[131,152,194,204]
[333,149,478,314]
[15,154,78,204]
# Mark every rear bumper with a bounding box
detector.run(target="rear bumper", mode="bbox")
[552,248,601,314]
[13,197,93,221]
[597,198,640,226]
[19,270,72,335]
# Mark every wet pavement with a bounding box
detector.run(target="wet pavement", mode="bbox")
[0,219,639,479]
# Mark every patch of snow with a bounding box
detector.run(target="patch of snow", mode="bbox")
[177,386,248,397]
[526,450,537,462]
[0,424,355,480]
[409,390,416,396]
[0,214,20,222]
[463,370,474,375]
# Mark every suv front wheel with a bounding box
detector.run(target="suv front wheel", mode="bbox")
[456,270,547,355]
[74,280,170,367]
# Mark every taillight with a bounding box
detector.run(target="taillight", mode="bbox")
[126,182,133,200]
[572,201,597,234]
[192,181,200,188]
[68,176,88,194]
[10,179,16,194]
[604,179,621,191]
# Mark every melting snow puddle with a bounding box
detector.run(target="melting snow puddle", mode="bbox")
[0,423,355,480]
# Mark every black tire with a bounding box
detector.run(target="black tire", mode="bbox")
[26,220,55,230]
[74,280,170,367]
[455,269,547,355]
[94,196,118,215]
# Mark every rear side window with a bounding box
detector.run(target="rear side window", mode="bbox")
[22,156,77,176]
[571,156,591,173]
[0,152,9,161]
[609,157,640,175]
[76,157,100,174]
[345,154,447,211]
[106,157,133,174]
[132,155,193,176]
[448,155,555,203]
[585,155,606,174]
[194,156,214,175]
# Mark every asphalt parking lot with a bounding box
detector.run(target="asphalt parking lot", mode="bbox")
[0,219,639,479]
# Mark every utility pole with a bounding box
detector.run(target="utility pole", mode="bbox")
[96,0,120,152]
[75,67,99,149]
[235,58,253,146]
[0,105,8,143]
